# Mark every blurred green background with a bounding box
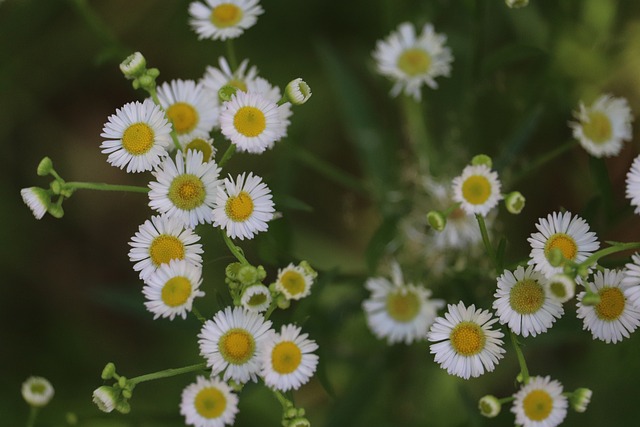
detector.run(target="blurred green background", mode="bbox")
[4,0,640,426]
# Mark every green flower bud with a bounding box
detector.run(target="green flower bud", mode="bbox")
[546,247,564,267]
[570,388,592,413]
[576,265,590,279]
[505,191,526,214]
[37,157,54,176]
[547,274,575,303]
[121,389,133,399]
[285,407,298,419]
[506,0,529,8]
[582,292,601,306]
[118,376,127,388]
[115,400,131,414]
[285,78,312,105]
[299,261,317,279]
[219,85,238,102]
[92,386,118,413]
[226,262,243,280]
[288,418,311,427]
[101,362,117,380]
[120,52,147,79]
[256,265,267,281]
[137,75,155,90]
[238,265,259,285]
[47,204,64,219]
[478,395,501,418]
[277,294,291,309]
[427,210,447,232]
[471,154,493,168]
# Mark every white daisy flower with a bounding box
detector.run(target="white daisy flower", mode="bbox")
[363,264,445,344]
[493,265,564,337]
[576,268,640,343]
[201,57,282,103]
[100,99,172,173]
[219,91,289,154]
[261,324,319,392]
[156,79,219,139]
[372,22,453,101]
[128,214,203,282]
[21,376,54,407]
[212,172,275,240]
[149,150,221,228]
[188,0,263,41]
[569,94,633,158]
[546,274,576,303]
[20,187,50,220]
[511,376,568,427]
[427,301,505,379]
[623,252,640,308]
[275,263,315,300]
[625,154,640,214]
[180,132,217,163]
[198,306,274,383]
[527,211,599,278]
[180,376,239,427]
[142,259,204,320]
[241,284,272,312]
[452,164,503,217]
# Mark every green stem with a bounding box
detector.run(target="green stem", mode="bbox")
[128,362,207,386]
[222,231,249,264]
[147,87,182,151]
[511,140,577,184]
[218,144,236,168]
[510,331,530,384]
[264,300,278,320]
[226,39,238,71]
[443,202,462,217]
[64,182,149,193]
[578,242,640,269]
[191,306,206,323]
[475,214,497,269]
[401,96,433,175]
[272,389,291,411]
[498,396,515,405]
[26,406,39,427]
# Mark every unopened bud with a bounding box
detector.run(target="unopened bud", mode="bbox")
[427,210,447,232]
[546,247,564,267]
[581,292,601,306]
[570,388,592,413]
[101,362,117,380]
[120,52,147,79]
[478,395,501,418]
[285,78,312,105]
[37,157,54,176]
[506,0,529,8]
[471,154,493,169]
[505,191,525,214]
[219,85,238,102]
[547,274,575,303]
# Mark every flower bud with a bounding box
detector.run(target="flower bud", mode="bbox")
[120,52,146,79]
[226,262,243,280]
[21,376,54,407]
[276,294,291,309]
[547,274,575,303]
[92,386,118,413]
[427,210,447,232]
[505,191,525,214]
[546,247,564,267]
[299,261,317,279]
[288,418,311,427]
[101,362,117,380]
[20,187,51,220]
[37,157,54,176]
[115,400,131,414]
[286,78,312,105]
[581,292,601,306]
[471,154,493,169]
[570,388,592,413]
[238,265,259,285]
[47,204,64,219]
[219,85,238,102]
[506,0,529,8]
[478,395,501,418]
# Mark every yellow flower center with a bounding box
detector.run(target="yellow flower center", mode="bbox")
[161,276,191,307]
[149,235,185,266]
[544,233,578,261]
[397,48,432,76]
[185,138,213,162]
[219,328,255,364]
[194,387,227,419]
[228,78,248,92]
[385,289,421,322]
[509,279,545,314]
[233,106,266,137]
[225,191,254,222]
[166,102,199,134]
[168,174,206,211]
[122,122,155,155]
[595,287,625,321]
[210,3,243,28]
[271,341,302,374]
[461,175,492,205]
[522,389,553,421]
[450,321,485,356]
[582,111,612,144]
[279,270,306,297]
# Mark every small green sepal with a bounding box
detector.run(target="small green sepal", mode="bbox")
[471,154,493,168]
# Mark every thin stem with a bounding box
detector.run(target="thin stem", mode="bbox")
[191,306,206,323]
[475,214,497,269]
[401,96,433,175]
[218,143,236,168]
[264,300,278,320]
[272,389,291,411]
[443,202,462,217]
[128,362,207,386]
[510,331,530,384]
[64,182,149,193]
[26,406,39,427]
[226,40,238,71]
[498,396,515,404]
[222,231,249,264]
[578,242,640,269]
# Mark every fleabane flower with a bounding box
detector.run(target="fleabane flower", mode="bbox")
[188,0,263,41]
[212,172,275,240]
[576,268,640,343]
[452,164,503,217]
[511,376,568,427]
[275,263,315,300]
[219,91,289,154]
[149,150,221,228]
[241,284,272,312]
[142,259,204,320]
[428,301,505,379]
[128,214,203,282]
[493,265,564,337]
[372,22,453,101]
[260,324,319,392]
[623,252,640,308]
[569,94,633,158]
[21,376,54,407]
[179,132,217,163]
[180,376,239,427]
[363,265,445,345]
[198,306,274,383]
[528,211,599,278]
[625,155,640,214]
[156,79,219,139]
[100,99,172,172]
[201,57,281,104]
[20,187,50,220]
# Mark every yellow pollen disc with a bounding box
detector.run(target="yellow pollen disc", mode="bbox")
[228,78,248,92]
[220,329,254,364]
[225,191,254,222]
[168,174,206,211]
[210,3,244,28]
[544,233,578,261]
[149,235,185,266]
[161,276,192,307]
[166,102,199,134]
[397,48,432,76]
[595,287,625,321]
[279,270,306,297]
[233,106,267,137]
[461,175,492,205]
[185,138,213,162]
[247,293,267,306]
[522,389,553,421]
[509,279,545,314]
[122,122,155,155]
[271,341,302,374]
[385,289,421,322]
[194,387,227,419]
[450,321,485,356]
[582,111,612,144]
